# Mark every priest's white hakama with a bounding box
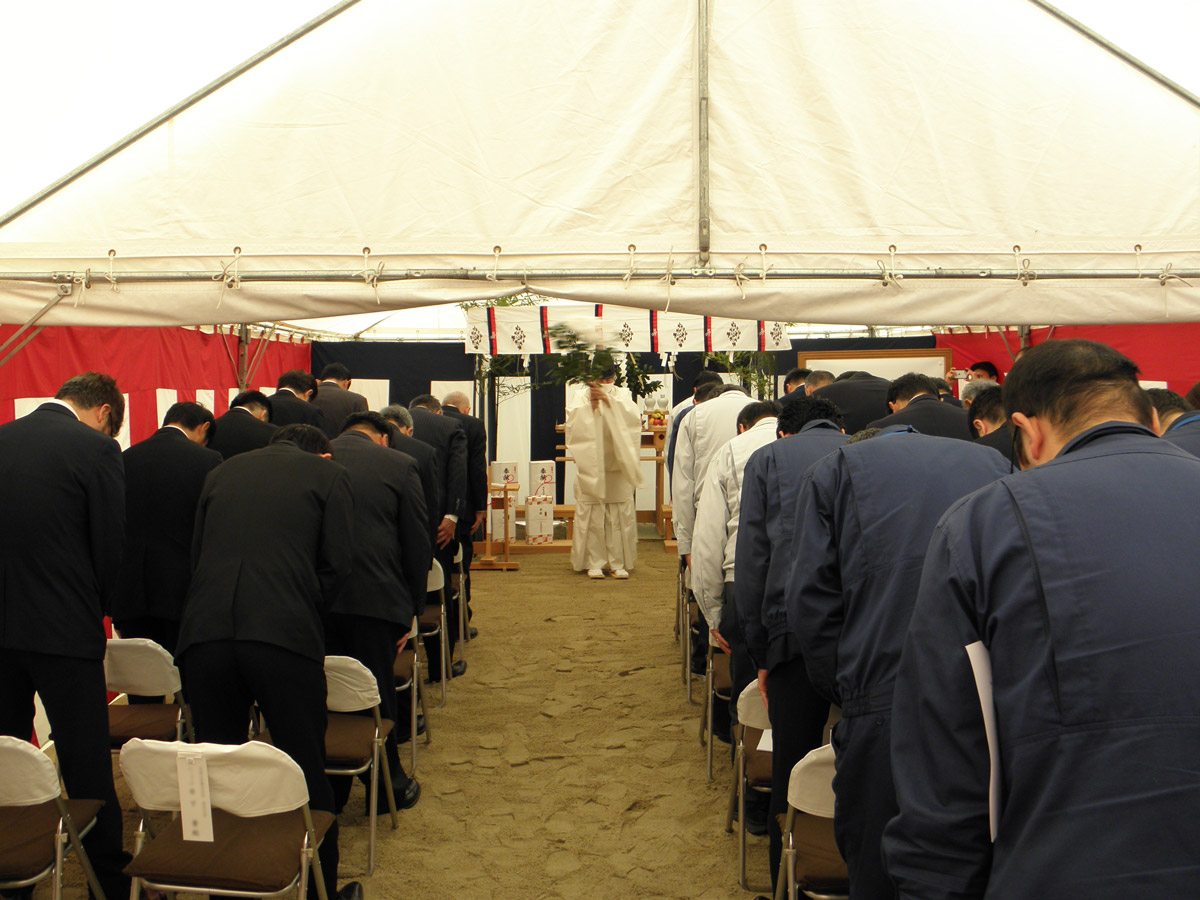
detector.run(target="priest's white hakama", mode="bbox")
[565,383,643,574]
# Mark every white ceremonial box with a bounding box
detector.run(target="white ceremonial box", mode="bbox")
[493,461,520,490]
[525,494,554,544]
[529,460,556,495]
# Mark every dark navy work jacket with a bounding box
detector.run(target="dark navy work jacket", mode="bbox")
[787,428,1008,714]
[884,423,1200,900]
[1163,410,1200,456]
[734,420,847,670]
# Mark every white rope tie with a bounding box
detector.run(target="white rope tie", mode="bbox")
[658,248,675,312]
[623,244,637,288]
[733,261,749,300]
[71,269,91,307]
[1134,244,1143,279]
[213,248,243,308]
[1159,262,1192,287]
[1013,245,1034,287]
[106,250,120,292]
[877,244,904,288]
[487,246,502,282]
[759,244,771,282]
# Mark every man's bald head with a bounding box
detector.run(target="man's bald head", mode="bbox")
[442,391,471,414]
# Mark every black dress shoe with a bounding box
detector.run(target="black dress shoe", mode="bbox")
[395,715,426,743]
[336,882,363,900]
[451,659,467,678]
[368,777,421,815]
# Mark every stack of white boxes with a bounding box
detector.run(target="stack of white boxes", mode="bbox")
[490,462,519,542]
[525,460,556,544]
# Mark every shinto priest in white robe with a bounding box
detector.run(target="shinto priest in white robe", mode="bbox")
[565,382,643,572]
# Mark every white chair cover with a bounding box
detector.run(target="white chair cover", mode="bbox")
[119,739,309,815]
[787,744,837,818]
[0,736,61,806]
[426,559,445,592]
[104,637,182,696]
[735,681,771,731]
[324,655,381,712]
[453,545,463,564]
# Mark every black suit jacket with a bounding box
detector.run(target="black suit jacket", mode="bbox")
[868,393,972,440]
[208,408,278,460]
[409,407,467,523]
[442,406,487,538]
[0,402,125,659]
[115,428,222,624]
[976,423,1018,465]
[176,441,354,663]
[268,389,330,433]
[329,431,430,626]
[810,372,893,435]
[388,426,440,552]
[313,382,369,439]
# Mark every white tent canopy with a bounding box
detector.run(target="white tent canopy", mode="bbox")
[3,0,1200,329]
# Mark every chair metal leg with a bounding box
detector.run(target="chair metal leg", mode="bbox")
[367,740,378,876]
[438,594,448,707]
[410,670,420,774]
[706,648,715,780]
[738,741,748,889]
[304,807,329,900]
[725,736,740,834]
[57,799,105,900]
[777,808,796,900]
[458,560,469,645]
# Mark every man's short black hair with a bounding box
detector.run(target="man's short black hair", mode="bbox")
[230,390,273,421]
[845,427,882,444]
[778,396,844,435]
[408,394,440,412]
[887,373,939,405]
[805,370,835,390]
[931,377,953,395]
[971,361,1000,379]
[693,370,724,392]
[1186,381,1200,410]
[968,386,1005,438]
[163,401,216,433]
[718,384,749,397]
[737,400,780,431]
[318,362,352,382]
[1003,339,1152,430]
[56,372,125,437]
[835,370,865,382]
[270,423,331,455]
[278,369,318,396]
[340,410,390,438]
[784,367,811,389]
[1146,388,1189,420]
[694,382,722,403]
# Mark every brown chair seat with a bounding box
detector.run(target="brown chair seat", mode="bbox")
[125,807,334,894]
[778,811,849,889]
[0,799,104,881]
[743,728,773,787]
[393,648,416,683]
[712,652,732,694]
[108,704,180,746]
[257,716,394,769]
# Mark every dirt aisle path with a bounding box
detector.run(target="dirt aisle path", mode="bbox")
[346,547,758,900]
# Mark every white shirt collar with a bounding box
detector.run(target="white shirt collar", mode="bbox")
[165,424,190,437]
[45,398,80,420]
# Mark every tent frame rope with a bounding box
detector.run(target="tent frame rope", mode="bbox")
[0,0,365,232]
[1028,0,1200,112]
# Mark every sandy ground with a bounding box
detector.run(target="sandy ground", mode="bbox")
[55,540,767,900]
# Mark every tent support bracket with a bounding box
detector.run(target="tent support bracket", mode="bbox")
[0,0,365,231]
[696,0,711,265]
[0,326,45,371]
[244,325,277,389]
[0,283,71,369]
[1028,1,1200,113]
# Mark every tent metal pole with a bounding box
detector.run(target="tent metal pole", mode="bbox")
[3,267,1199,284]
[1028,0,1200,113]
[0,326,44,371]
[0,284,71,355]
[244,325,277,388]
[237,324,251,391]
[696,0,712,265]
[0,0,365,232]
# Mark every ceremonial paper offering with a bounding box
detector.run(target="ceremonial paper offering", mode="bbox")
[490,493,517,542]
[529,460,556,495]
[525,494,554,544]
[493,461,520,489]
[176,751,214,843]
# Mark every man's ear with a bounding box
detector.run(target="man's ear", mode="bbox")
[972,418,987,437]
[1151,407,1164,436]
[1010,412,1043,468]
[319,452,333,460]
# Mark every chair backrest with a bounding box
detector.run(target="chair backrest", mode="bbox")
[427,559,444,593]
[452,544,463,564]
[736,681,770,732]
[0,736,62,806]
[119,739,309,816]
[324,655,381,712]
[788,744,837,817]
[104,637,182,696]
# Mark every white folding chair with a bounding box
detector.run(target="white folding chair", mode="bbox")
[394,617,430,775]
[727,681,772,890]
[700,642,733,780]
[418,560,449,707]
[0,737,107,900]
[121,739,331,900]
[777,745,848,900]
[104,637,193,747]
[323,656,399,875]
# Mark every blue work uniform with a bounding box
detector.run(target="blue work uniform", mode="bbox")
[788,427,1008,900]
[883,422,1200,900]
[1163,409,1200,456]
[735,417,847,886]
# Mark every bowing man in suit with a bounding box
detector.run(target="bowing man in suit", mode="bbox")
[313,363,369,438]
[176,424,358,900]
[867,372,972,440]
[327,412,430,812]
[408,395,468,678]
[440,391,487,632]
[207,389,277,460]
[269,369,331,433]
[808,370,892,435]
[0,372,131,900]
[114,401,223,663]
[382,405,440,554]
